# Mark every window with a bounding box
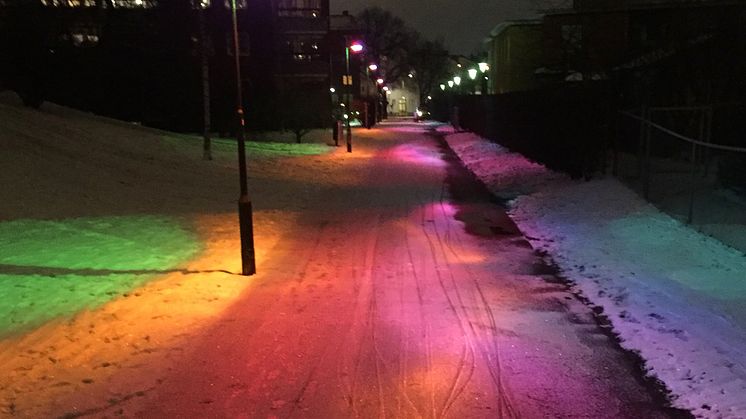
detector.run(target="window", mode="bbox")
[112,0,156,8]
[41,0,96,6]
[561,24,582,47]
[59,23,100,46]
[286,36,321,61]
[277,0,321,18]
[223,0,247,9]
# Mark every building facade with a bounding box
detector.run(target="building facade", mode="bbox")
[0,0,340,132]
[483,20,543,94]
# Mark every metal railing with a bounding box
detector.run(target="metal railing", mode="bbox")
[618,105,746,224]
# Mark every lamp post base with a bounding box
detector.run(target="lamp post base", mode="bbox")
[238,195,256,276]
[346,123,352,153]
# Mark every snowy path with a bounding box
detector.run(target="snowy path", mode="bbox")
[1,113,685,417]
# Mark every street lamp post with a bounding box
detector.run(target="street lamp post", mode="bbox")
[468,68,477,94]
[344,41,363,153]
[231,0,256,276]
[345,44,352,152]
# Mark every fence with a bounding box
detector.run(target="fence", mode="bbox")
[616,104,746,253]
[451,83,615,179]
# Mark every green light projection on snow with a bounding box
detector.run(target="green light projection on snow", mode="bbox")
[0,216,200,338]
[163,135,332,158]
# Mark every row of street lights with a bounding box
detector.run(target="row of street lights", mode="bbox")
[228,6,369,274]
[439,62,490,94]
[227,22,372,274]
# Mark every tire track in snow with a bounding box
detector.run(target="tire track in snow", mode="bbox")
[433,182,518,418]
[405,221,437,419]
[418,195,478,419]
[335,215,381,418]
[434,166,520,418]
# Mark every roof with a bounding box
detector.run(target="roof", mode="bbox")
[546,0,744,15]
[329,13,358,32]
[483,19,542,44]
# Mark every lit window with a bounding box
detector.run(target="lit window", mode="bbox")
[223,0,247,9]
[41,0,96,6]
[60,24,100,46]
[110,0,155,8]
[286,36,322,61]
[277,0,321,18]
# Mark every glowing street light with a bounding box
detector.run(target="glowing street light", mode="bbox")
[376,78,384,85]
[453,76,461,86]
[468,68,478,80]
[440,84,446,90]
[447,80,454,88]
[329,87,335,93]
[368,63,378,71]
[344,40,364,152]
[478,62,490,73]
[349,42,364,53]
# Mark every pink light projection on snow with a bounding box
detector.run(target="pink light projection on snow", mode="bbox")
[387,144,446,167]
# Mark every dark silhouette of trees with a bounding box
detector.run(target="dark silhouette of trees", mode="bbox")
[280,88,325,143]
[409,38,450,104]
[357,7,450,103]
[1,0,55,108]
[357,7,418,85]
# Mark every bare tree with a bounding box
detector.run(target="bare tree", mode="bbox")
[409,38,450,103]
[280,90,323,143]
[357,7,418,84]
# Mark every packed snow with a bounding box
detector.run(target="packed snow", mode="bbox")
[0,90,334,339]
[441,127,746,418]
[2,87,744,417]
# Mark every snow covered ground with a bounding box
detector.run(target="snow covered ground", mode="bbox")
[440,127,746,418]
[2,88,743,417]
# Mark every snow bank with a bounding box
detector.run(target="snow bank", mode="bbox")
[442,129,746,418]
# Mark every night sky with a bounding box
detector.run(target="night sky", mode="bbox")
[330,0,540,55]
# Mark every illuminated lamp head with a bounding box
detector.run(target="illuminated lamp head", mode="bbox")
[349,42,364,53]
